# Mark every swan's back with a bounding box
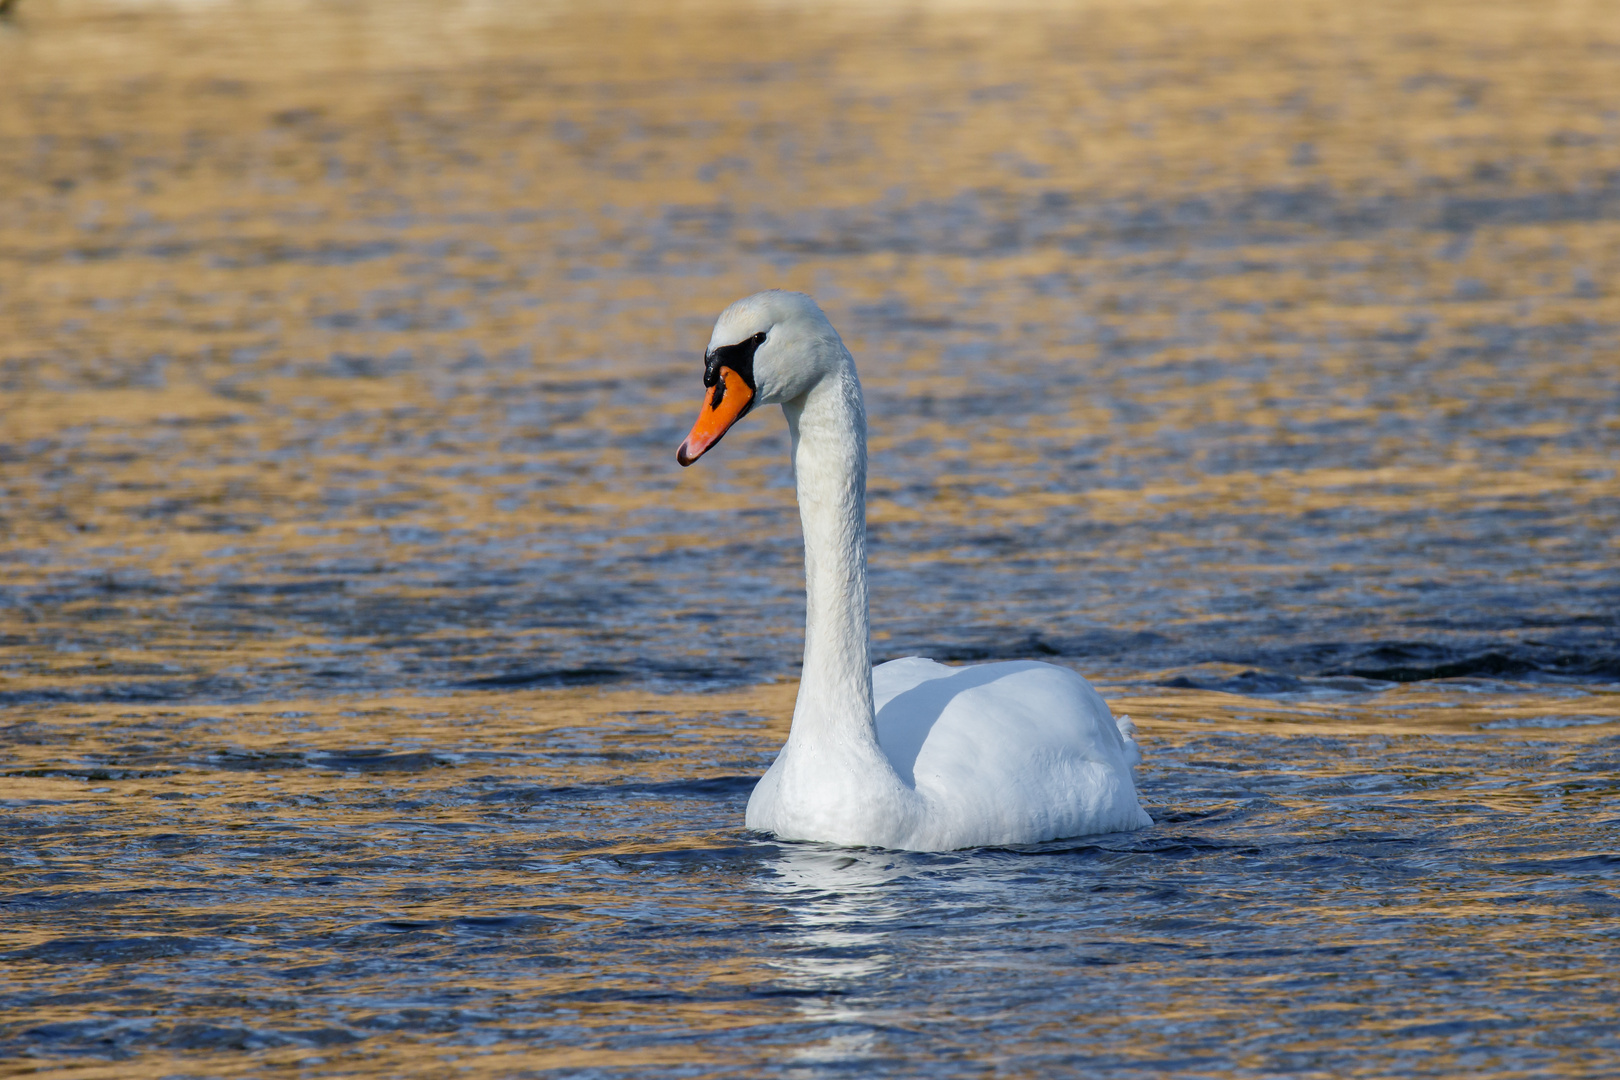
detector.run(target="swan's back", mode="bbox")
[873,657,1151,848]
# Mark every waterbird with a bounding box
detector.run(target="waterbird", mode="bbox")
[676,291,1152,850]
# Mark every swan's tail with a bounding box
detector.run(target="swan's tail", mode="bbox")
[1114,713,1143,769]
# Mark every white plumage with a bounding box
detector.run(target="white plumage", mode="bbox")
[677,290,1151,850]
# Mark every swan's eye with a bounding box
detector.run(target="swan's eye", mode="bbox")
[703,331,767,388]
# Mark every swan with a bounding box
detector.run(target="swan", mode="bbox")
[676,290,1152,850]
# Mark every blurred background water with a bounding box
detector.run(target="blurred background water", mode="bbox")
[1,0,1618,1076]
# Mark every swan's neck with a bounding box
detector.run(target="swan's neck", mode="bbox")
[783,367,876,749]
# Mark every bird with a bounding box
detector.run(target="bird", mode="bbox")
[676,290,1151,850]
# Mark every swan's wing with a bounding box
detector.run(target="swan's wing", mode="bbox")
[887,660,1152,844]
[872,655,956,712]
[870,657,959,787]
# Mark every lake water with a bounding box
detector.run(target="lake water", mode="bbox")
[2,0,1619,1075]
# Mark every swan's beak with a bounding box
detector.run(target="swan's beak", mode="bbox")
[676,366,754,466]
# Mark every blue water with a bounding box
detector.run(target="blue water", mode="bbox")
[3,0,1619,1075]
[6,711,1619,1076]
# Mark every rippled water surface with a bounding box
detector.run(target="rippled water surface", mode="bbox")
[3,0,1619,1075]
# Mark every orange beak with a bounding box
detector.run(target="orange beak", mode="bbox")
[676,366,755,466]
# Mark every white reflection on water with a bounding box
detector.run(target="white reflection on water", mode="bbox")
[767,846,911,985]
[764,846,915,1064]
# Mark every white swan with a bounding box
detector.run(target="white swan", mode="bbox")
[676,290,1152,851]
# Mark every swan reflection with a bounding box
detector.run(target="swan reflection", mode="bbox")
[760,845,915,1065]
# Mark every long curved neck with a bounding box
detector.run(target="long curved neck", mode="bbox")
[782,365,875,748]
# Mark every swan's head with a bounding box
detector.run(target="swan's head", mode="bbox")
[676,290,846,466]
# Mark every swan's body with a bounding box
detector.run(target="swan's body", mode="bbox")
[677,290,1151,851]
[753,656,1150,849]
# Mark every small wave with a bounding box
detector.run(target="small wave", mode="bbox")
[1477,715,1619,730]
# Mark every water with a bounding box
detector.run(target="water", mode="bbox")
[3,0,1619,1074]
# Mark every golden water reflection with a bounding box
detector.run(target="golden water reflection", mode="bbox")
[4,681,1617,1074]
[1,0,1617,699]
[2,0,1619,1075]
